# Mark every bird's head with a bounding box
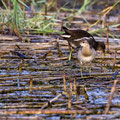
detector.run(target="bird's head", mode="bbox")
[79,40,89,47]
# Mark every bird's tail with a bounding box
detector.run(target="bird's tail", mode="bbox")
[97,41,106,55]
[61,26,71,39]
[62,26,68,32]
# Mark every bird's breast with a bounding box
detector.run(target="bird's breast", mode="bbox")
[81,47,93,56]
[77,48,96,63]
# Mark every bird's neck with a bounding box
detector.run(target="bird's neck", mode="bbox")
[82,45,93,56]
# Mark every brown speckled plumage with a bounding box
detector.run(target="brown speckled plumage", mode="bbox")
[62,26,105,53]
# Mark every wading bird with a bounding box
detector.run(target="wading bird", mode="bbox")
[61,26,105,76]
[61,26,105,60]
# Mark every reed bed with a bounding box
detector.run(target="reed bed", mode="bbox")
[0,3,120,119]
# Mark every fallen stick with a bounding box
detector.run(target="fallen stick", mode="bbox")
[0,109,94,115]
[104,80,119,114]
[41,93,62,109]
[0,85,55,94]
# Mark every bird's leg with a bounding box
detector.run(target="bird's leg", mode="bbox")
[89,67,92,76]
[84,65,91,76]
[84,65,88,71]
[103,51,105,56]
[68,49,73,61]
[80,68,83,77]
[80,62,83,77]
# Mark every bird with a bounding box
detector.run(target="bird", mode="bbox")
[61,26,105,61]
[61,26,106,76]
[76,39,96,76]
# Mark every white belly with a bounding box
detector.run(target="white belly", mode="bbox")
[77,49,96,63]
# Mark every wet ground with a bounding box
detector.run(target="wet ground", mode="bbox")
[0,11,120,119]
